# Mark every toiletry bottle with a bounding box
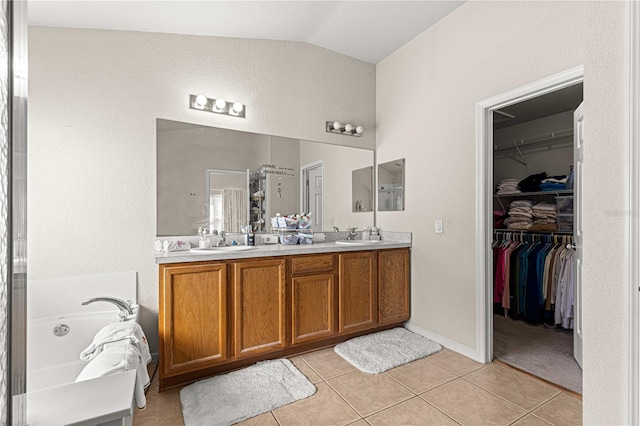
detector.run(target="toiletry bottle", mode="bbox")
[248,232,255,246]
[363,226,371,240]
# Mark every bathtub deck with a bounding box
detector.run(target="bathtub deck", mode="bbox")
[26,369,136,425]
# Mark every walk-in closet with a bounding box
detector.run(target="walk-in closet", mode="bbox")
[492,83,583,394]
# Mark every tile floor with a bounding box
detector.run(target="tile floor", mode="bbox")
[133,347,582,426]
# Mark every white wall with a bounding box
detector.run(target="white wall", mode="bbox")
[28,27,376,355]
[376,1,626,423]
[267,136,300,218]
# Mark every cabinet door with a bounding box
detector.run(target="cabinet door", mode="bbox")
[378,248,410,324]
[233,258,287,358]
[160,263,228,377]
[338,251,377,333]
[291,273,336,345]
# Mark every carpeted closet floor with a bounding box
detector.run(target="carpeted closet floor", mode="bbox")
[493,314,582,394]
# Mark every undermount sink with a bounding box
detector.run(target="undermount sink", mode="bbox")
[335,240,384,245]
[190,246,257,253]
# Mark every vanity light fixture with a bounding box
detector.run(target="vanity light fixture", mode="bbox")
[189,94,246,118]
[326,121,363,137]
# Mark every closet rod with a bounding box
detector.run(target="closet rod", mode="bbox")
[493,229,573,241]
[493,230,574,238]
[493,128,573,153]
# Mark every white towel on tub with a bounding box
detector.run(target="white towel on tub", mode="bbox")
[80,321,152,365]
[76,342,150,409]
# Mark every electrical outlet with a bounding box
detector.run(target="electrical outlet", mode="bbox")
[435,219,443,234]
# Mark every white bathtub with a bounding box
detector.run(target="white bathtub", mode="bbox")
[27,310,137,393]
[26,272,140,426]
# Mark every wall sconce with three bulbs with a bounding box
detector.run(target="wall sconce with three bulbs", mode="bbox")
[326,121,364,137]
[189,94,246,118]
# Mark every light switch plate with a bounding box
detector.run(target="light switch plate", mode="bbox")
[435,219,443,233]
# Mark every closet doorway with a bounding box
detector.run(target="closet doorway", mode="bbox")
[476,66,584,395]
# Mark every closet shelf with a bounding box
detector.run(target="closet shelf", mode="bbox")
[495,189,573,198]
[494,128,573,167]
[493,128,573,153]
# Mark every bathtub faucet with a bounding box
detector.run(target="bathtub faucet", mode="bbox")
[82,297,134,320]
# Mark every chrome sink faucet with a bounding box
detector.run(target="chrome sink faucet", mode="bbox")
[216,231,227,247]
[346,227,358,240]
[82,297,133,320]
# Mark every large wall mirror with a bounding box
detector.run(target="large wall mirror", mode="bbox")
[157,119,375,236]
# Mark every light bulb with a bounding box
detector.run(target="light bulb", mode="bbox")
[215,98,226,110]
[232,102,244,113]
[195,94,207,108]
[333,122,343,130]
[355,126,364,134]
[345,124,354,132]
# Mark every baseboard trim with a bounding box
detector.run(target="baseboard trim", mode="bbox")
[404,321,483,363]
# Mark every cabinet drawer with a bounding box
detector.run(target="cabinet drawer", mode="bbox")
[291,254,335,275]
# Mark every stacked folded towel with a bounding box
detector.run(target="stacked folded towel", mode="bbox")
[540,176,567,192]
[504,200,535,230]
[529,201,558,231]
[496,178,520,194]
[77,321,152,409]
[80,321,151,363]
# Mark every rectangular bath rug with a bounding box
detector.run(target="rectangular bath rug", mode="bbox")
[334,327,442,374]
[180,358,316,426]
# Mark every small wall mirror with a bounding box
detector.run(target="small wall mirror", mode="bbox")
[352,166,374,212]
[378,159,405,211]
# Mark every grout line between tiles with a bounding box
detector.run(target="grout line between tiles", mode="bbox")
[382,371,419,396]
[507,412,531,426]
[526,391,563,414]
[324,374,414,419]
[424,357,486,378]
[459,377,530,413]
[529,412,554,425]
[268,411,282,426]
[420,398,464,425]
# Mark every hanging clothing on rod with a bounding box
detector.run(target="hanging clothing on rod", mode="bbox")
[493,230,575,328]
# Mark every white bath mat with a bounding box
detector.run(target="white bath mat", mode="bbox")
[180,358,316,426]
[334,327,442,374]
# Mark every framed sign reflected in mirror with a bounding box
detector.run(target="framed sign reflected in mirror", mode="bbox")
[378,159,405,211]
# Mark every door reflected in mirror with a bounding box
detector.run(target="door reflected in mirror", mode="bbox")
[378,159,405,211]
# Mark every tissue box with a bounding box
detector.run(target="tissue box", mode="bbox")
[279,234,299,245]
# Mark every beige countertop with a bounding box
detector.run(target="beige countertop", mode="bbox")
[155,240,411,264]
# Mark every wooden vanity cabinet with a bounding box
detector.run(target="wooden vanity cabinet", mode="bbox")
[159,262,229,380]
[231,258,287,359]
[338,251,378,334]
[290,254,337,345]
[158,247,410,391]
[378,248,410,324]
